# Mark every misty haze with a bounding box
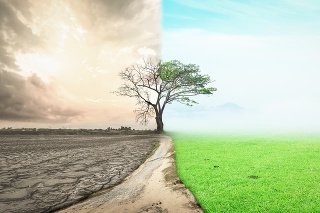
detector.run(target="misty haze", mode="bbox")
[1,0,320,212]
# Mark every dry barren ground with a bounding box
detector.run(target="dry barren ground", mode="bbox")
[0,135,159,213]
[59,135,203,213]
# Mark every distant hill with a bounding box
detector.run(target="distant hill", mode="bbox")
[215,102,244,112]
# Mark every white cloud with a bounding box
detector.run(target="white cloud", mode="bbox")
[15,53,62,82]
[162,28,320,132]
[138,47,156,57]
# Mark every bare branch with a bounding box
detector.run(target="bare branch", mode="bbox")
[115,59,216,131]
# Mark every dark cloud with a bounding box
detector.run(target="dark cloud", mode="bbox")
[0,0,42,71]
[0,0,160,71]
[0,70,82,122]
[69,0,146,26]
[67,0,160,49]
[0,0,160,127]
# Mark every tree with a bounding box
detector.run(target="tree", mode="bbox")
[115,59,216,132]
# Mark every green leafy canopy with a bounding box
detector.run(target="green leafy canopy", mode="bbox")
[159,60,216,106]
[116,59,216,130]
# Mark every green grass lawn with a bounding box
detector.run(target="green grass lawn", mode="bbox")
[170,132,320,213]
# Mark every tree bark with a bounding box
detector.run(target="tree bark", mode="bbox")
[155,115,164,133]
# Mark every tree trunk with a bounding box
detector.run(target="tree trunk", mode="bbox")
[155,115,164,133]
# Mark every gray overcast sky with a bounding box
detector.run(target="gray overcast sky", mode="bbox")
[1,0,319,132]
[0,0,160,129]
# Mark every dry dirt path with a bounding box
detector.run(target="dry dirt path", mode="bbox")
[58,135,203,213]
[0,135,159,213]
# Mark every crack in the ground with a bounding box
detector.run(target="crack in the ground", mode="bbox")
[0,135,160,213]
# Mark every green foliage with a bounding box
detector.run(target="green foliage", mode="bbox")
[159,60,216,106]
[116,59,216,131]
[170,133,320,213]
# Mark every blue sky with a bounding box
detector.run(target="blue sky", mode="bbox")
[163,0,320,35]
[162,0,320,132]
[1,0,319,131]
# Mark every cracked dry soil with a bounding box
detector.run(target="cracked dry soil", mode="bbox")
[0,134,160,213]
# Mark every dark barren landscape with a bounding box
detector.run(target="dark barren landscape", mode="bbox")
[0,134,160,213]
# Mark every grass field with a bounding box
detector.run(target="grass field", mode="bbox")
[170,132,320,213]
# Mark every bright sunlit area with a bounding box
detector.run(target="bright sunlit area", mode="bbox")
[162,0,320,133]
